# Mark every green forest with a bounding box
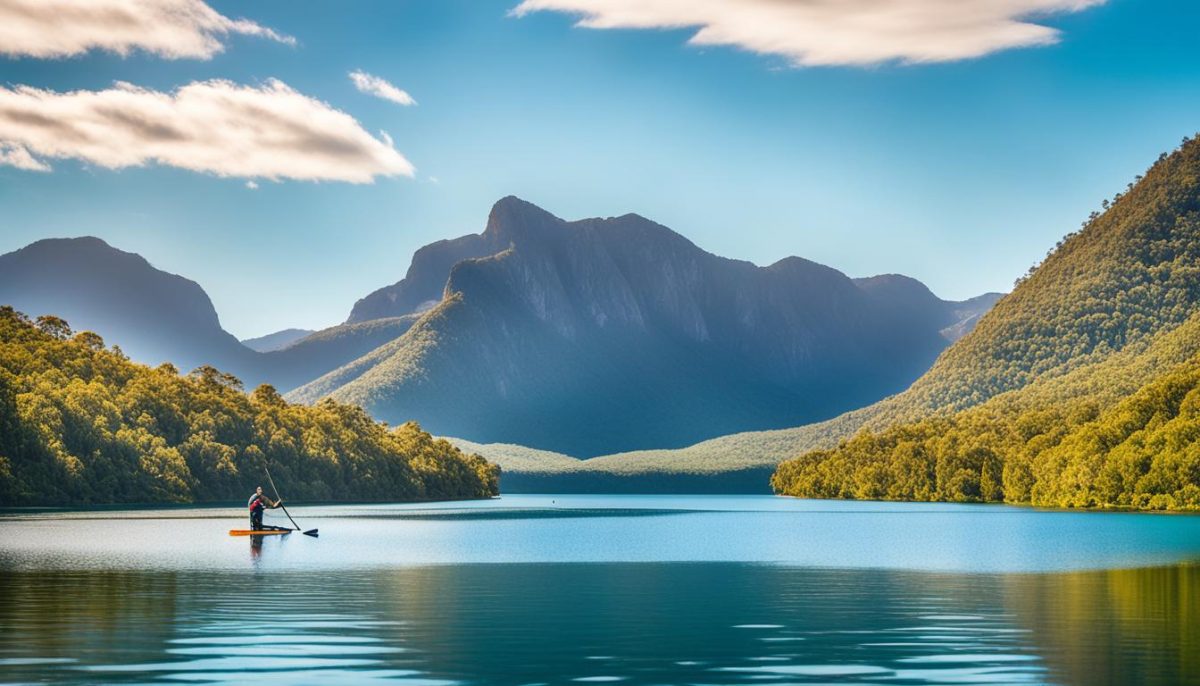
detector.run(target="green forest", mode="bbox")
[773,135,1200,511]
[0,307,500,506]
[771,348,1200,509]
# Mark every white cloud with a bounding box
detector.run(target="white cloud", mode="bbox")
[0,0,293,60]
[0,143,50,171]
[349,70,417,106]
[511,0,1105,67]
[245,180,259,189]
[0,79,415,183]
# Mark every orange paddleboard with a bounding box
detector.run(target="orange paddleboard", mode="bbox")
[229,529,291,536]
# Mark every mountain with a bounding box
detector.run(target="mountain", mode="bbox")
[459,137,1200,495]
[260,316,419,391]
[0,203,995,465]
[770,134,1200,509]
[0,237,264,382]
[940,292,1004,341]
[0,238,419,393]
[347,234,505,323]
[293,197,995,457]
[241,328,315,352]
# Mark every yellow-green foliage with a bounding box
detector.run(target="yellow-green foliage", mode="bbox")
[0,307,499,506]
[773,135,1200,511]
[771,356,1200,510]
[889,135,1200,418]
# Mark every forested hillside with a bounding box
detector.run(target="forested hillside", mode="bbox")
[0,307,499,506]
[878,135,1200,418]
[773,135,1200,510]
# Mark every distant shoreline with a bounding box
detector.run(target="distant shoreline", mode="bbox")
[0,494,500,514]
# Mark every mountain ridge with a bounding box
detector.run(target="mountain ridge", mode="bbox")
[293,196,997,457]
[241,328,315,352]
[0,236,262,380]
[1,201,998,461]
[471,135,1200,496]
[0,237,419,393]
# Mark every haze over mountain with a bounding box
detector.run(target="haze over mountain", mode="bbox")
[292,197,997,457]
[241,329,315,353]
[0,238,417,393]
[0,237,262,380]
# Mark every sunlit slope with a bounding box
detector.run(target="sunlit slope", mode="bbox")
[772,315,1200,509]
[772,135,1200,509]
[871,135,1200,420]
[264,315,419,391]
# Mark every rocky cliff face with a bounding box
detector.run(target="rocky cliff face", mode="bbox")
[294,197,992,456]
[346,234,505,323]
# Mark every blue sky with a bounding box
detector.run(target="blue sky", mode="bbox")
[1,0,1198,338]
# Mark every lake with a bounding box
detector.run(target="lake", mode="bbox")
[1,494,1197,684]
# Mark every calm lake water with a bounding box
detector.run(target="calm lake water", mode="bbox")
[1,494,1198,685]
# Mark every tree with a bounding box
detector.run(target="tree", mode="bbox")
[35,315,72,340]
[0,307,501,506]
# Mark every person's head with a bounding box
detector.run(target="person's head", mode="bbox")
[256,486,263,495]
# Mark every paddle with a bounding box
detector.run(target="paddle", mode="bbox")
[264,466,319,537]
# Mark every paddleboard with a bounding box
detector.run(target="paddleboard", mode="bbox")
[229,529,292,536]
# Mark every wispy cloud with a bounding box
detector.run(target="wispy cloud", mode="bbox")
[0,79,415,183]
[0,0,293,60]
[0,143,50,171]
[349,70,417,106]
[511,0,1105,67]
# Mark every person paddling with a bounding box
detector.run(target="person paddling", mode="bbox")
[248,486,282,531]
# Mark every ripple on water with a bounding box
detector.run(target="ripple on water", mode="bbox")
[717,663,893,676]
[161,669,460,685]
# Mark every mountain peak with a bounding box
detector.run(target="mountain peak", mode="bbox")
[13,235,155,273]
[485,196,562,235]
[307,199,996,457]
[24,235,118,254]
[768,255,829,272]
[0,235,255,376]
[854,273,939,301]
[31,235,111,248]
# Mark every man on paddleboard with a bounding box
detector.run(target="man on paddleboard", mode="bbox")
[248,486,282,531]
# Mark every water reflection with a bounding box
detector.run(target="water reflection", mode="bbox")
[5,496,1200,572]
[0,563,1195,685]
